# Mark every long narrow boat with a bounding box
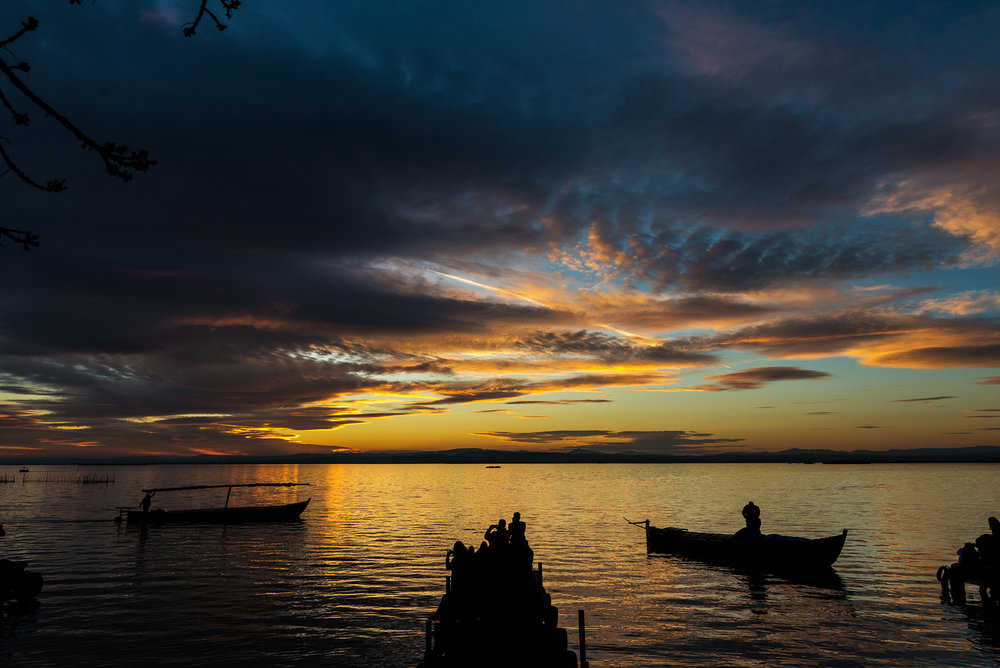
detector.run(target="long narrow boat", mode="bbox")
[119,483,310,524]
[634,520,847,571]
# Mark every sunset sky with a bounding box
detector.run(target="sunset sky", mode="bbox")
[2,1,999,459]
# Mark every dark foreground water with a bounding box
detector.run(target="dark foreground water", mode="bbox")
[1,462,999,666]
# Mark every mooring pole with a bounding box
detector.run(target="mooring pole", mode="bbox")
[578,609,589,668]
[224,485,233,509]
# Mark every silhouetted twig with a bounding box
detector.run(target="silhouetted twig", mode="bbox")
[183,0,242,37]
[0,225,40,250]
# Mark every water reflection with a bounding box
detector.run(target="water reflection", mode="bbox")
[963,607,1000,658]
[0,598,40,640]
[4,462,1000,666]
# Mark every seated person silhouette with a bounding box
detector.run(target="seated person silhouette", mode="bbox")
[446,541,474,596]
[733,501,763,539]
[953,542,980,576]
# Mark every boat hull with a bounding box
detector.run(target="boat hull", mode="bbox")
[0,559,44,601]
[646,525,847,571]
[126,498,310,524]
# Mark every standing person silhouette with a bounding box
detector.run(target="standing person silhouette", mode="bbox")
[139,491,155,513]
[509,512,526,542]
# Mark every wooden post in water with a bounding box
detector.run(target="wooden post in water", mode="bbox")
[578,609,588,668]
[538,562,543,587]
[224,485,233,509]
[425,618,432,656]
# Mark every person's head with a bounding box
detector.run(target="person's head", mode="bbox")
[453,541,465,553]
[479,541,489,551]
[498,519,506,528]
[513,512,521,522]
[989,516,1000,534]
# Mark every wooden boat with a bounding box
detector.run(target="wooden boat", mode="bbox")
[119,483,310,524]
[0,559,43,602]
[633,519,847,571]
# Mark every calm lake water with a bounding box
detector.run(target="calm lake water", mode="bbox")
[1,462,999,666]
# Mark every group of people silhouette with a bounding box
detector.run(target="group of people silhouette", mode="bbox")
[952,516,1000,581]
[441,512,541,620]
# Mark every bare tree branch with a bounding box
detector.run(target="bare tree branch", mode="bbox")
[2,2,242,251]
[0,33,156,185]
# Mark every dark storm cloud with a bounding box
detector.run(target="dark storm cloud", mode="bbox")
[694,366,831,392]
[410,372,667,407]
[475,428,743,454]
[620,295,778,326]
[8,0,995,276]
[874,344,1000,368]
[891,396,957,403]
[518,330,716,366]
[0,258,564,357]
[3,1,1000,457]
[962,409,1000,420]
[506,399,612,405]
[634,222,964,292]
[711,310,1000,363]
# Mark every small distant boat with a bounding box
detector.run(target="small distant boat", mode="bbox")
[629,519,847,571]
[119,483,310,524]
[485,465,501,468]
[18,466,29,473]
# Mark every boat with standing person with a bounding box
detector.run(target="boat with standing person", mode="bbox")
[116,483,310,524]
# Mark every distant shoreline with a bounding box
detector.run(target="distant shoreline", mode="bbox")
[3,445,999,466]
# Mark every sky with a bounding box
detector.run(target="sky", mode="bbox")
[1,0,999,459]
